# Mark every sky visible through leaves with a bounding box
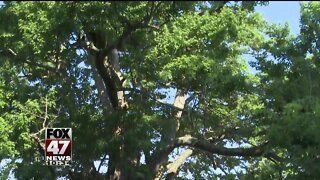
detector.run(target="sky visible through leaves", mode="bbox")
[247,1,300,74]
[0,1,302,179]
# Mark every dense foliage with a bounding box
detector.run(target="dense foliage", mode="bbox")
[0,1,320,179]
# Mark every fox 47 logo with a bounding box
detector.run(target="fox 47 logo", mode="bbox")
[45,128,72,166]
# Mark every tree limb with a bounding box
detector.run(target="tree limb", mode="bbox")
[175,135,281,160]
[156,133,282,180]
[85,51,113,114]
[0,48,17,57]
[165,149,194,180]
[97,153,108,173]
[151,89,187,180]
[122,87,186,111]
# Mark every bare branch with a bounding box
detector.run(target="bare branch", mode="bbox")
[165,149,194,180]
[85,51,113,114]
[151,89,188,180]
[0,48,17,57]
[175,135,282,160]
[88,43,100,53]
[8,48,17,56]
[217,164,228,175]
[98,154,108,173]
[173,89,187,118]
[122,87,185,111]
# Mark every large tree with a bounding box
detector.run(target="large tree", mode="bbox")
[0,1,319,179]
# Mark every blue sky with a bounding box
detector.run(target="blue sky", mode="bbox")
[245,1,301,74]
[256,1,301,35]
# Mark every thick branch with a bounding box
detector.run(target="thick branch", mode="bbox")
[122,87,185,111]
[86,52,113,113]
[147,3,232,176]
[165,149,194,180]
[151,89,187,180]
[175,136,279,159]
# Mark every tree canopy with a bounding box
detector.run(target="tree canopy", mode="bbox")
[1,1,320,179]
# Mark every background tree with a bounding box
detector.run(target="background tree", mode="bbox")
[0,1,319,180]
[245,2,320,179]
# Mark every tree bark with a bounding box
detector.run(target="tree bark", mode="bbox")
[165,149,194,180]
[87,53,113,114]
[149,89,188,179]
[175,135,279,159]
